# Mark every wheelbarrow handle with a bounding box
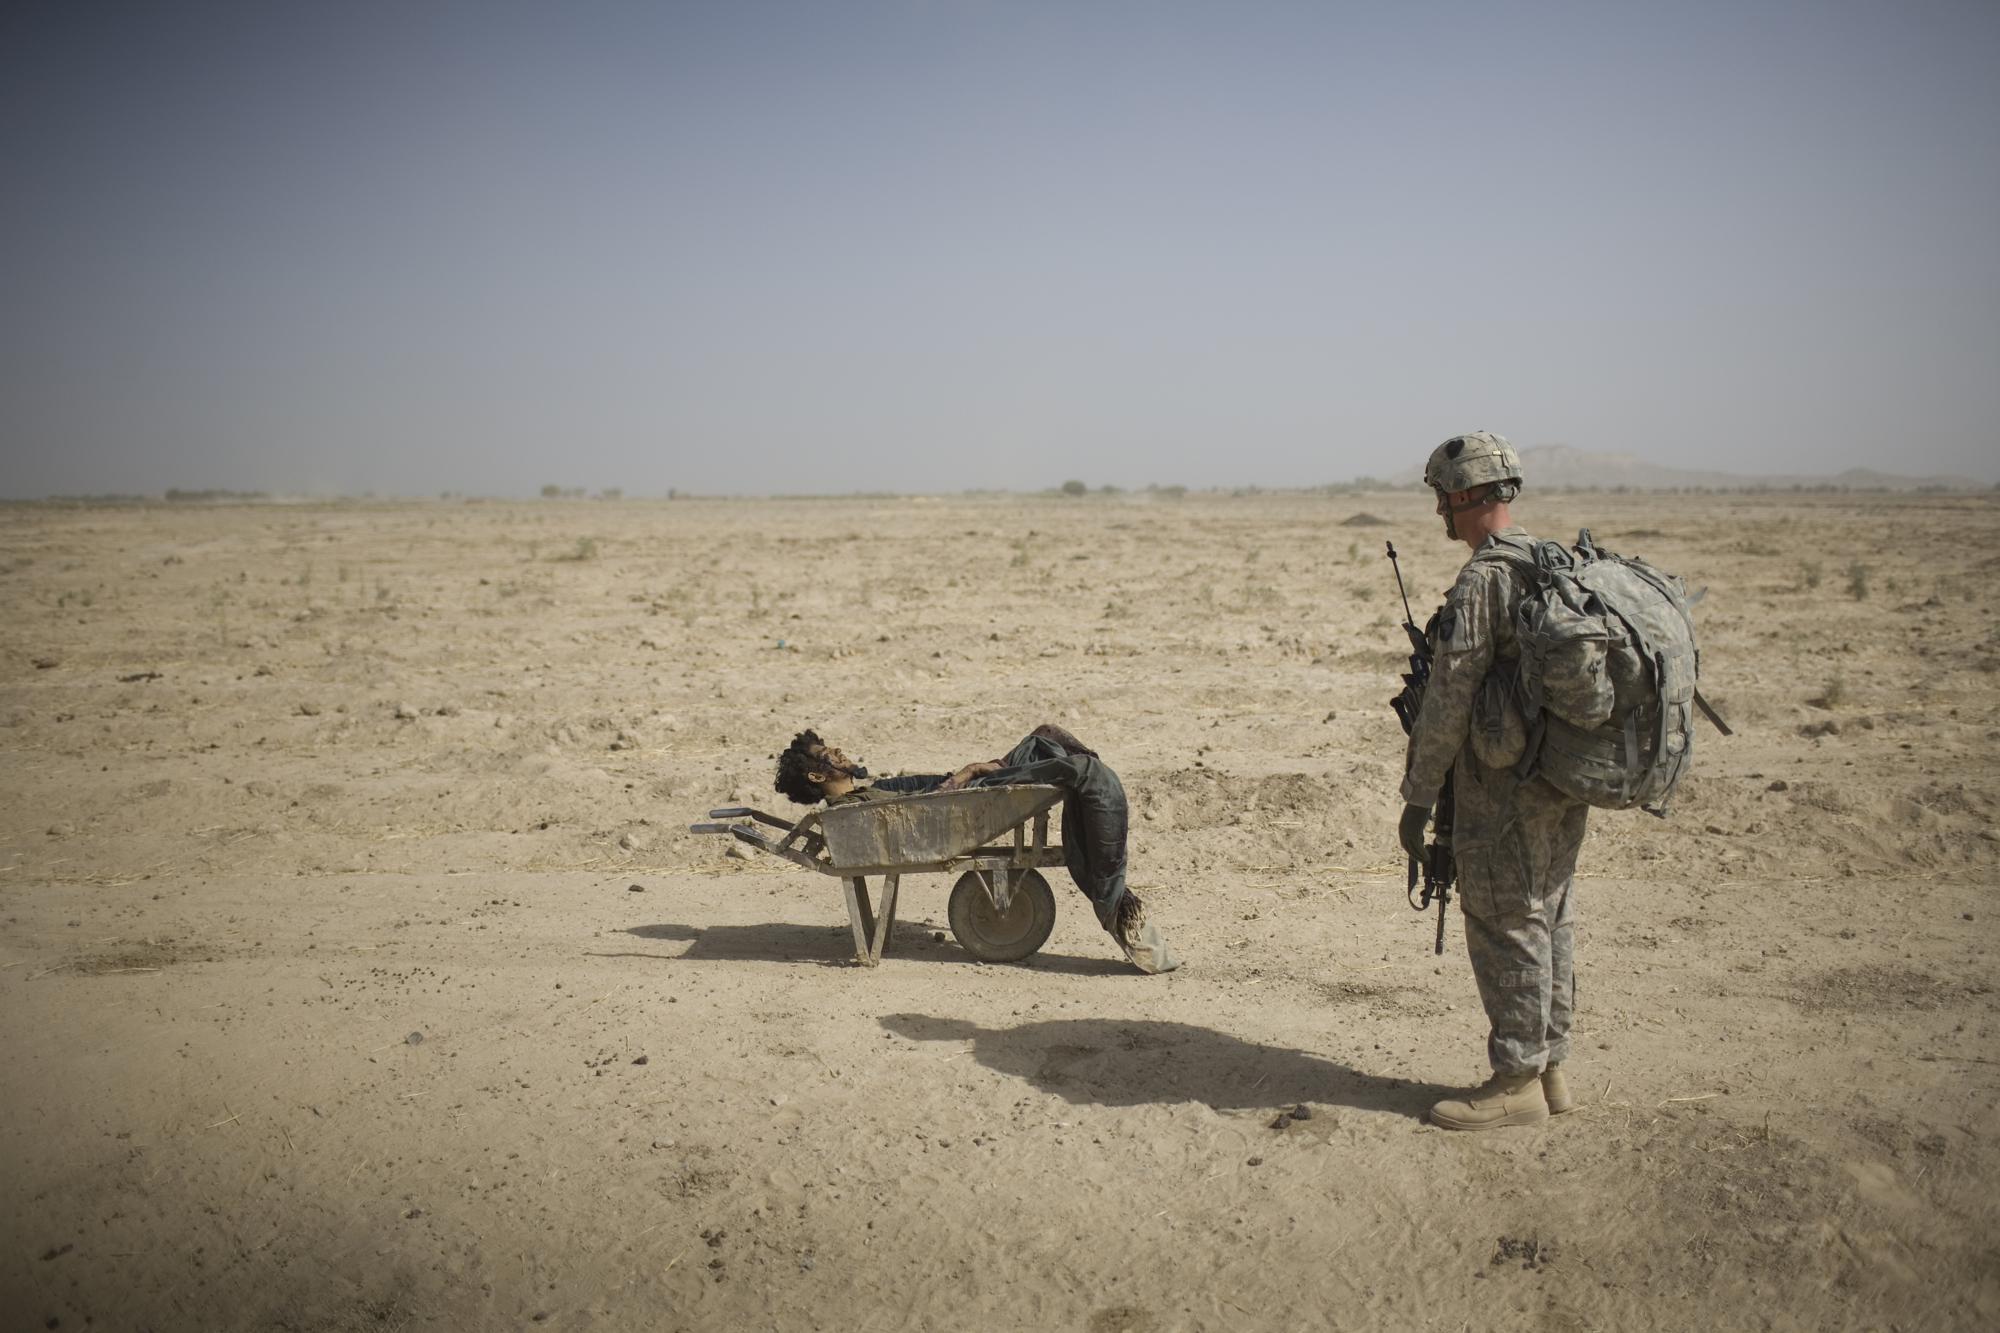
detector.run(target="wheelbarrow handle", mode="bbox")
[706,806,799,832]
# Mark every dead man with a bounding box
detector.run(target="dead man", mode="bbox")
[774,723,1179,974]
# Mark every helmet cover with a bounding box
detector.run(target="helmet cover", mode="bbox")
[1425,431,1523,495]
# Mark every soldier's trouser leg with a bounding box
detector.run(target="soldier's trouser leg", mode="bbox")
[1458,785,1587,1076]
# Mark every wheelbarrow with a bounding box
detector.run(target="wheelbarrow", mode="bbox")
[690,785,1068,966]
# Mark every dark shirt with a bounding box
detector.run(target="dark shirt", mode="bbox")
[826,773,946,807]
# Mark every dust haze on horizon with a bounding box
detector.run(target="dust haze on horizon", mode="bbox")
[3,1,1996,501]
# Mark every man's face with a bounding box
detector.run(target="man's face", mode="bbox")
[1433,486,1457,538]
[808,742,867,783]
[1435,485,1489,540]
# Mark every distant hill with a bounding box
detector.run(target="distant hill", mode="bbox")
[1386,444,1986,492]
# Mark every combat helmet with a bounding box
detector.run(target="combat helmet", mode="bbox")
[1425,431,1523,497]
[1425,431,1523,539]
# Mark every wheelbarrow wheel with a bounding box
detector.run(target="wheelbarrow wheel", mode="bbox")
[948,869,1056,963]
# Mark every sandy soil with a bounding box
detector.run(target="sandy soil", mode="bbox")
[2,489,1996,1332]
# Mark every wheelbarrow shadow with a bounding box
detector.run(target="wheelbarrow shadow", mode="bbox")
[880,1013,1449,1119]
[610,923,1131,975]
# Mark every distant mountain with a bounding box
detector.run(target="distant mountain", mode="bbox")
[1386,444,1986,492]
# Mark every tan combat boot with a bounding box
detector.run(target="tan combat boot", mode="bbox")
[1542,1064,1574,1115]
[1429,1070,1549,1131]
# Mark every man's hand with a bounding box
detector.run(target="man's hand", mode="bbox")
[1398,803,1431,865]
[939,760,1003,792]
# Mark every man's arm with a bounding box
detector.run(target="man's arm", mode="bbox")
[937,761,1004,792]
[1399,564,1505,808]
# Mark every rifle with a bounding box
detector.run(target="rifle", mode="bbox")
[1386,542,1456,955]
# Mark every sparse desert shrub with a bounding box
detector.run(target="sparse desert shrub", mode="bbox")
[552,536,600,562]
[1809,673,1847,710]
[1060,479,1088,497]
[1799,560,1822,590]
[1846,562,1871,600]
[541,484,562,498]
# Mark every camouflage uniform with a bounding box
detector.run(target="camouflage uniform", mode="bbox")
[1401,526,1588,1077]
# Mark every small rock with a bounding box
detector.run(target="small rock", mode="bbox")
[1766,779,1788,792]
[632,1054,649,1066]
[933,931,946,943]
[406,1031,424,1046]
[298,701,322,716]
[1268,1114,1291,1130]
[724,843,752,860]
[32,657,58,670]
[1246,1156,1264,1167]
[628,883,645,893]
[619,830,652,852]
[1289,1104,1314,1121]
[393,702,417,721]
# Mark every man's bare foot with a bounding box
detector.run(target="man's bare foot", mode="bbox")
[1114,893,1180,974]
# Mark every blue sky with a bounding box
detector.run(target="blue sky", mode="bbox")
[3,0,1995,496]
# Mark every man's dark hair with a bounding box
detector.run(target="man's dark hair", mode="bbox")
[774,729,827,805]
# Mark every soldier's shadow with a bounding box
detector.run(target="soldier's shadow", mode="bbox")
[880,1013,1448,1118]
[603,923,1129,975]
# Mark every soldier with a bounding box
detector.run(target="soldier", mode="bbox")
[1398,432,1585,1130]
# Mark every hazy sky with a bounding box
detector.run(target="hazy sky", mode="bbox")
[3,0,1996,497]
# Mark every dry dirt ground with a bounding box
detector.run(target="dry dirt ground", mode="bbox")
[2,489,1996,1332]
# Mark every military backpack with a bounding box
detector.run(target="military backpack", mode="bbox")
[1485,530,1720,815]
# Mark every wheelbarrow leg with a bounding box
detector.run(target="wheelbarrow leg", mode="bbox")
[844,876,877,967]
[868,873,901,964]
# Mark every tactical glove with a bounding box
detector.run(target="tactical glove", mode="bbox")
[1398,803,1431,865]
